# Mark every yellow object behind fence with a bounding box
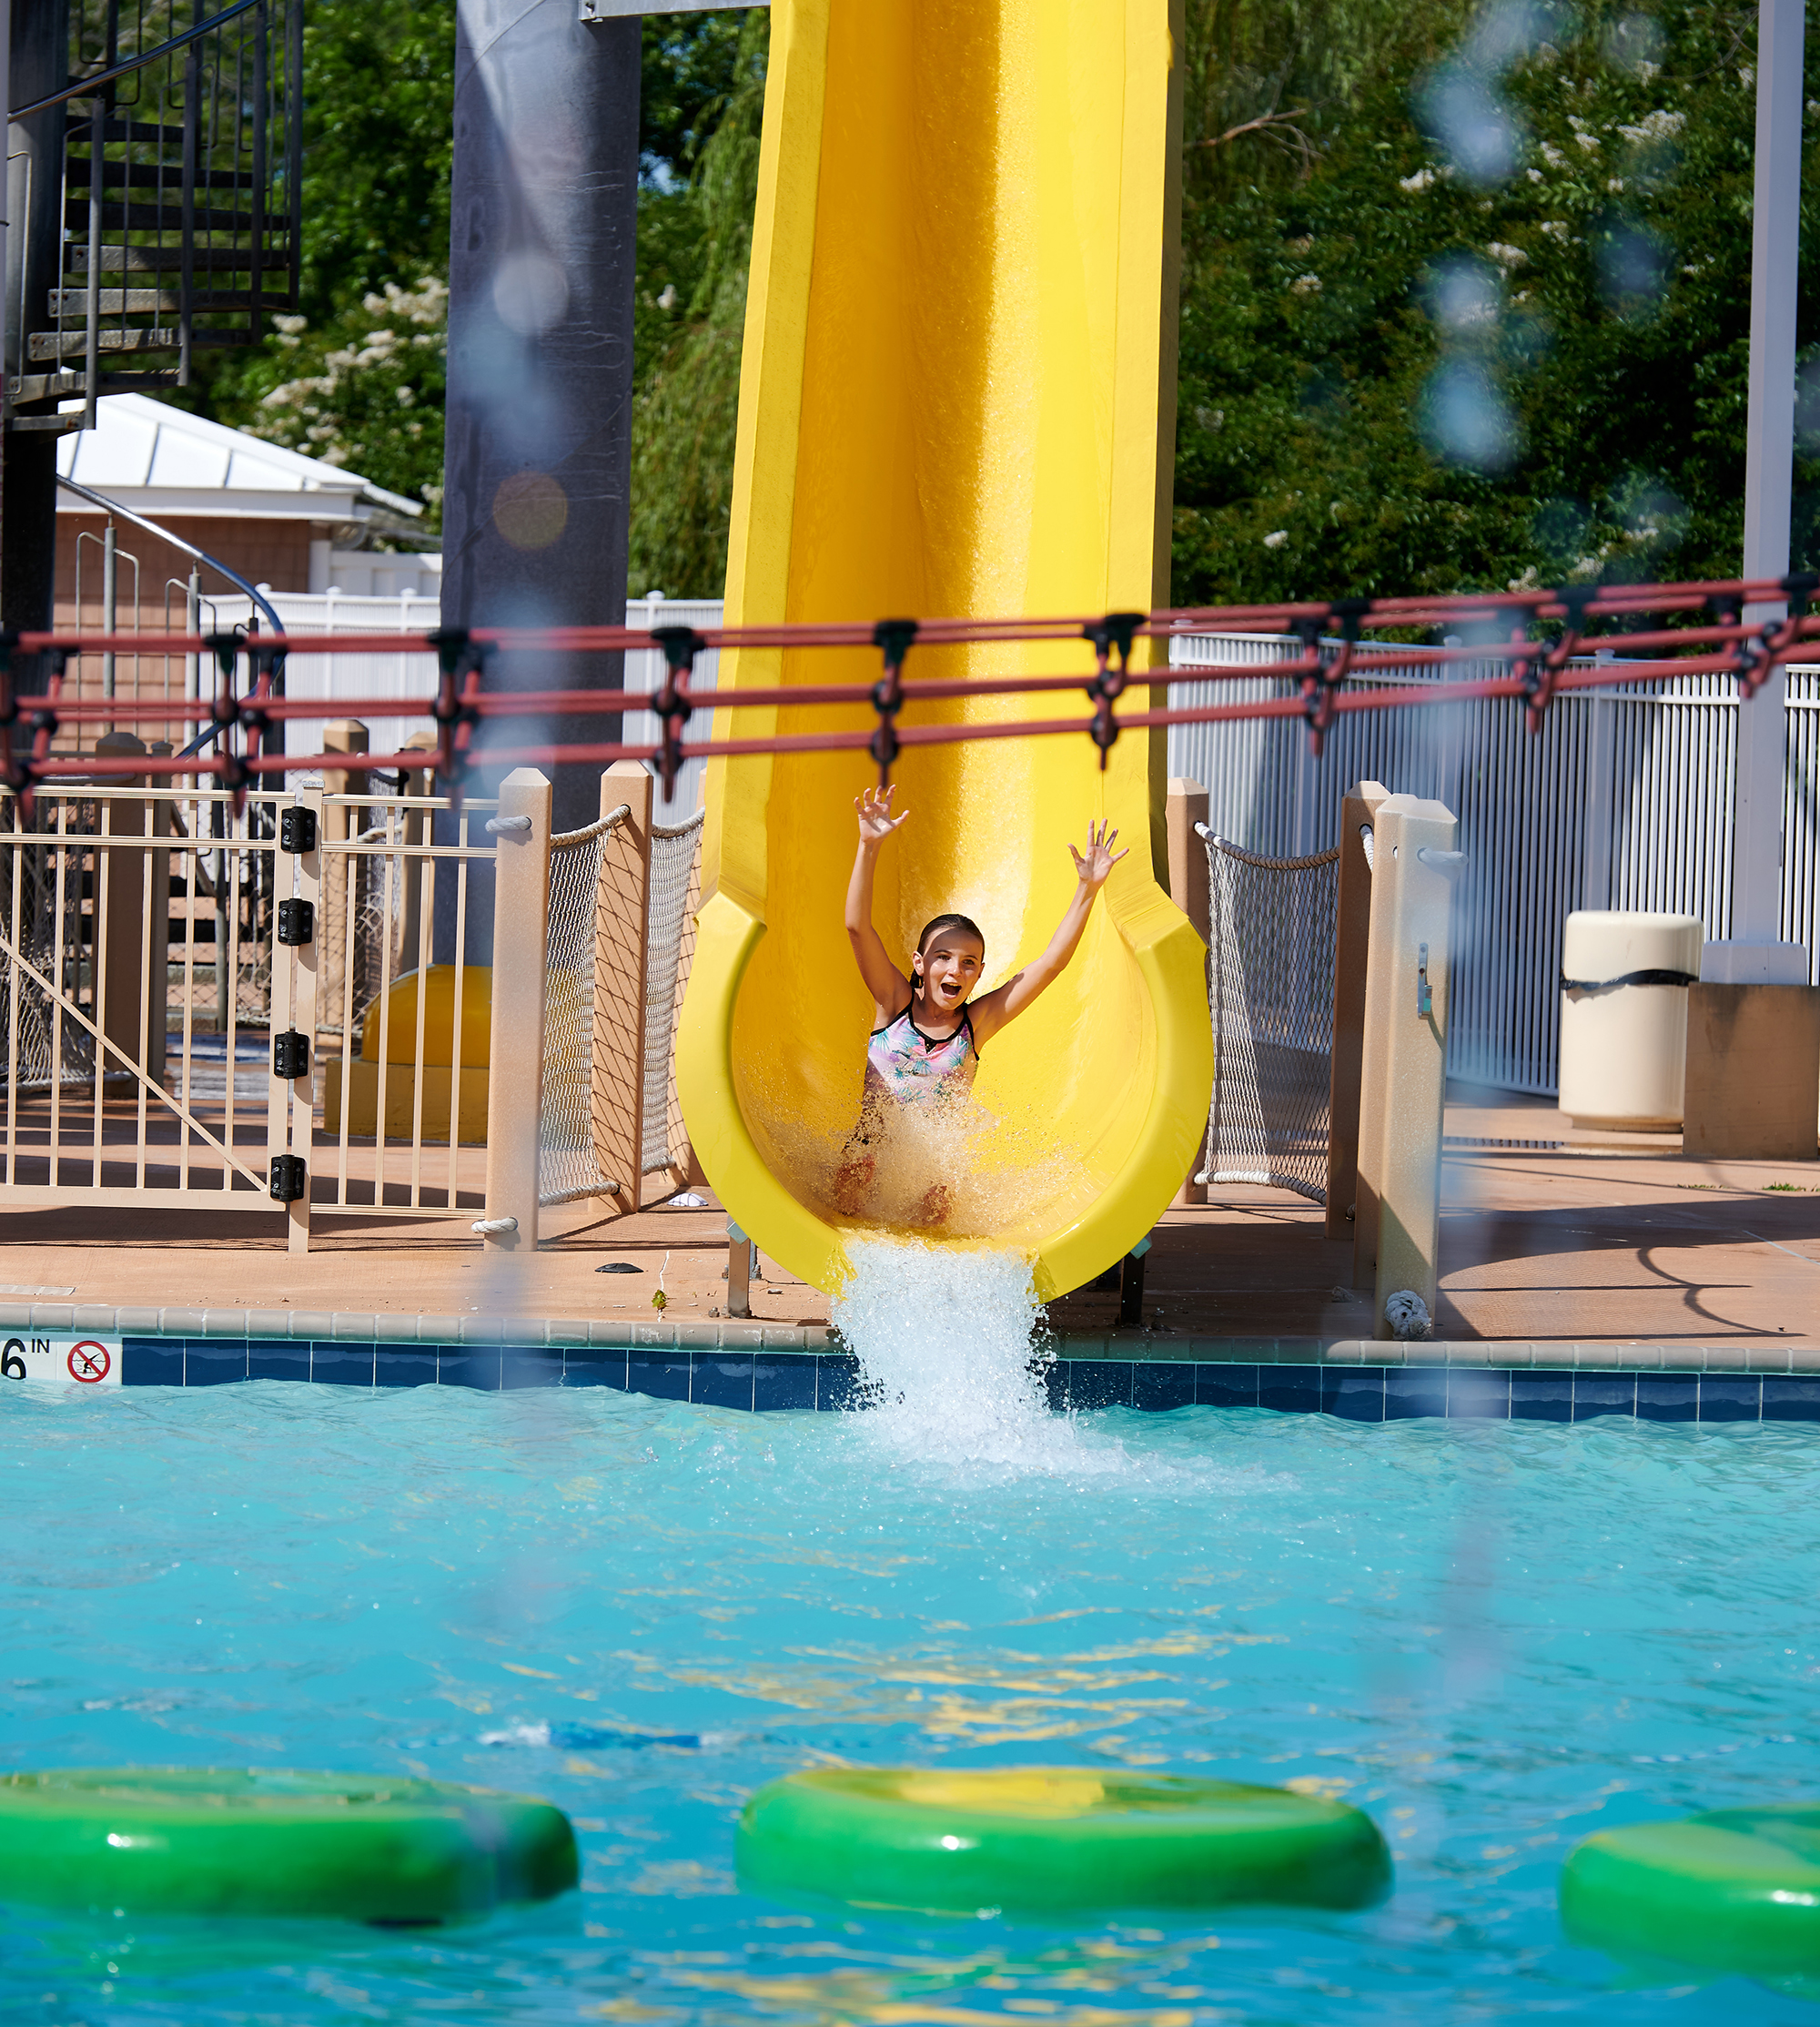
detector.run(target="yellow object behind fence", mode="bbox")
[675,0,1211,1301]
[321,965,492,1144]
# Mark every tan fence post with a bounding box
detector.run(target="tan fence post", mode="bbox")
[146,743,173,1087]
[94,733,150,1082]
[1166,775,1209,1206]
[1327,779,1389,1242]
[1353,795,1461,1337]
[481,767,553,1253]
[594,762,652,1214]
[320,720,369,1036]
[397,729,438,968]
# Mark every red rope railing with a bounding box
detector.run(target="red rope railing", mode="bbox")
[4,573,1815,810]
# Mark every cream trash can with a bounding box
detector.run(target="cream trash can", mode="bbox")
[1558,912,1703,1130]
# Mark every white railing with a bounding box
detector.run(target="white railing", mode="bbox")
[1168,633,1820,1095]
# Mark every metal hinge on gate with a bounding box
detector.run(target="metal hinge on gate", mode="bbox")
[277,898,315,946]
[272,1030,310,1079]
[279,807,318,854]
[269,1155,308,1202]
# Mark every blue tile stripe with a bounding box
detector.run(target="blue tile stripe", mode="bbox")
[118,1338,872,1413]
[106,1340,1820,1424]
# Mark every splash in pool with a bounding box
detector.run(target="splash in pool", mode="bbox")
[833,1234,1134,1477]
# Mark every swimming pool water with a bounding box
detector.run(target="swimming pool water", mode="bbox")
[3,1381,1819,2023]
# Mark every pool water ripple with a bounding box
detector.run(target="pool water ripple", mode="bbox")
[1,1383,1819,2021]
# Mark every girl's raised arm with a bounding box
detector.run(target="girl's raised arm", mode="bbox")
[844,786,914,1021]
[968,819,1127,1046]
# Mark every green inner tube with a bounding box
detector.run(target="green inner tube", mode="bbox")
[735,1768,1392,1916]
[0,1769,578,1923]
[1562,1806,1820,1976]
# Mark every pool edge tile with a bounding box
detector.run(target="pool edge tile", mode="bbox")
[311,1343,377,1387]
[625,1349,691,1403]
[753,1355,817,1412]
[1763,1376,1820,1421]
[1698,1374,1763,1422]
[1448,1368,1511,1419]
[183,1340,248,1386]
[561,1345,629,1390]
[1510,1372,1573,1422]
[121,1337,184,1386]
[1573,1373,1637,1420]
[690,1352,755,1411]
[1322,1368,1385,1423]
[1636,1375,1699,1422]
[1133,1362,1196,1412]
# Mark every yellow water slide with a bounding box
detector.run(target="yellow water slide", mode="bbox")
[675,0,1211,1301]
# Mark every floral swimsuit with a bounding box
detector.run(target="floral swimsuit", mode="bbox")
[862,1005,978,1111]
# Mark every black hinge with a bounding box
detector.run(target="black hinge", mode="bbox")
[272,1029,309,1079]
[279,806,317,854]
[276,898,314,946]
[269,1154,307,1203]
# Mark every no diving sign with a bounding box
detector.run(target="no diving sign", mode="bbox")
[1,1335,121,1388]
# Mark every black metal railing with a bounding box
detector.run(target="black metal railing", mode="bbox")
[6,0,302,428]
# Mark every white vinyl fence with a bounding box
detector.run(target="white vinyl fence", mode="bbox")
[1168,633,1820,1096]
[204,592,722,815]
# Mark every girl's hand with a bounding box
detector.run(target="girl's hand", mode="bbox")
[855,784,910,846]
[1068,818,1127,891]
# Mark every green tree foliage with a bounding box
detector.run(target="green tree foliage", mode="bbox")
[247,279,449,511]
[626,14,768,598]
[177,0,457,484]
[290,0,457,318]
[1173,0,1820,605]
[182,7,756,542]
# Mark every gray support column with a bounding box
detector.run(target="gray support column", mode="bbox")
[443,0,641,841]
[1734,0,1805,949]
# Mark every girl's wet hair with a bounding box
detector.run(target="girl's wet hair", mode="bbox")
[916,912,986,957]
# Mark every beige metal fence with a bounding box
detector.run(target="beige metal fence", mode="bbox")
[0,749,704,1249]
[0,760,288,1213]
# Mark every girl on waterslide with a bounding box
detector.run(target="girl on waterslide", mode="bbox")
[836,784,1126,1224]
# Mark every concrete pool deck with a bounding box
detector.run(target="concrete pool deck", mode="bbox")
[3,1092,1818,1363]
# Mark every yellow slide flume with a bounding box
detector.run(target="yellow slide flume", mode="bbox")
[675,0,1209,1301]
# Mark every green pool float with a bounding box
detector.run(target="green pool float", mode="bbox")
[735,1768,1391,1916]
[0,1769,578,1923]
[1563,1806,1820,1976]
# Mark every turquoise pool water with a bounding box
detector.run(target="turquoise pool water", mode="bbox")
[3,1381,1818,2022]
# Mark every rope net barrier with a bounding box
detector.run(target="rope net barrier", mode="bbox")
[538,808,626,1210]
[642,810,704,1178]
[9,573,1820,802]
[1198,831,1340,1206]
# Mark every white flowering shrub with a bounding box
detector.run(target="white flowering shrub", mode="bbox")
[241,276,448,520]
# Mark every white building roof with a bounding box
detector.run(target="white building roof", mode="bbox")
[56,392,422,528]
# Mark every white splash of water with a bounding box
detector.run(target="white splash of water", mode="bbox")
[830,1234,1110,1476]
